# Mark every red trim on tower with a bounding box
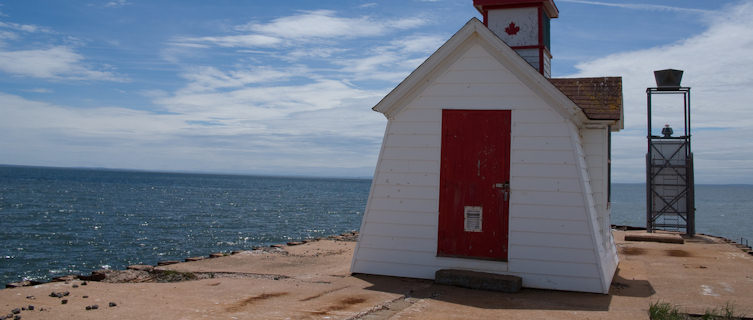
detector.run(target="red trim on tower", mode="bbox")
[483,10,489,25]
[510,45,543,50]
[538,6,544,75]
[473,0,559,18]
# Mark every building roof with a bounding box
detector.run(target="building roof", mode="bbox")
[549,77,623,121]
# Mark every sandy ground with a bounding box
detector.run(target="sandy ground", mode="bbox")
[2,230,752,319]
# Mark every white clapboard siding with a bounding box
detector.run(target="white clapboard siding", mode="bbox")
[361,222,437,239]
[509,231,593,249]
[363,210,437,226]
[512,177,582,193]
[377,159,440,174]
[372,172,438,187]
[380,147,439,161]
[509,204,587,220]
[370,185,437,200]
[353,26,617,294]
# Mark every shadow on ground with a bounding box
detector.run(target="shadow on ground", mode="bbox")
[355,273,614,311]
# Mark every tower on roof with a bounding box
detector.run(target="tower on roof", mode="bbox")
[473,0,558,77]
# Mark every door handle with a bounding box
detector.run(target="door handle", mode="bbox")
[493,182,510,202]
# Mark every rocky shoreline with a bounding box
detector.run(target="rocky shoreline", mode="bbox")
[2,229,753,319]
[5,230,359,289]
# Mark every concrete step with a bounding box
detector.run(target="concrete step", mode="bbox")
[435,269,521,293]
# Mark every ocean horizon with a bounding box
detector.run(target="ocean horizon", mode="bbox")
[1,164,751,284]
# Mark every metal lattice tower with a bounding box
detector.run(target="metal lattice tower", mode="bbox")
[646,69,695,236]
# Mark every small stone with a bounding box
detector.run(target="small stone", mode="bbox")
[108,302,117,307]
[231,250,243,255]
[286,241,303,246]
[27,306,33,311]
[13,316,21,320]
[11,309,20,315]
[72,284,79,288]
[91,305,99,310]
[81,281,87,285]
[184,256,205,262]
[83,296,89,299]
[61,299,68,304]
[270,244,284,248]
[63,291,70,296]
[26,296,35,300]
[85,306,91,311]
[209,253,224,258]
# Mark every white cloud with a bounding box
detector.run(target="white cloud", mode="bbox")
[0,21,50,33]
[568,1,753,183]
[236,10,427,40]
[0,46,125,81]
[173,10,429,51]
[178,66,293,92]
[557,0,712,14]
[173,34,281,48]
[104,0,130,8]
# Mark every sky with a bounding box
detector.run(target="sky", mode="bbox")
[0,0,751,183]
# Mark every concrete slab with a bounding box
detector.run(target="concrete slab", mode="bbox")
[435,269,521,293]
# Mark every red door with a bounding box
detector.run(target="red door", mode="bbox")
[438,110,511,260]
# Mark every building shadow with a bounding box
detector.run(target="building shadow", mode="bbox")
[353,266,654,311]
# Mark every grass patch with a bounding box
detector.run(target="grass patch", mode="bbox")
[650,301,685,320]
[154,270,198,282]
[649,301,745,320]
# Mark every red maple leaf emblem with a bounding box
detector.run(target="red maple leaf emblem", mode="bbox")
[505,22,520,35]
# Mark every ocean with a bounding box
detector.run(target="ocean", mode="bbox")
[1,165,751,285]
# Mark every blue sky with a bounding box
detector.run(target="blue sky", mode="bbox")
[1,0,751,183]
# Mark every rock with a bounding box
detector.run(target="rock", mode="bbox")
[26,306,33,311]
[85,306,91,311]
[101,270,152,283]
[51,275,78,282]
[270,244,284,248]
[127,264,154,272]
[72,284,79,288]
[81,281,87,285]
[79,270,108,281]
[6,281,32,288]
[61,299,68,304]
[157,260,180,266]
[109,302,117,307]
[13,316,21,320]
[11,309,20,315]
[286,241,304,246]
[91,305,99,310]
[83,296,89,299]
[231,250,243,255]
[185,256,205,262]
[209,253,225,258]
[26,296,35,300]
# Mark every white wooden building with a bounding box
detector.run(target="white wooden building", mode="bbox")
[350,0,623,294]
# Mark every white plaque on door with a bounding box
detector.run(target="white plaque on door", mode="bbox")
[464,206,483,232]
